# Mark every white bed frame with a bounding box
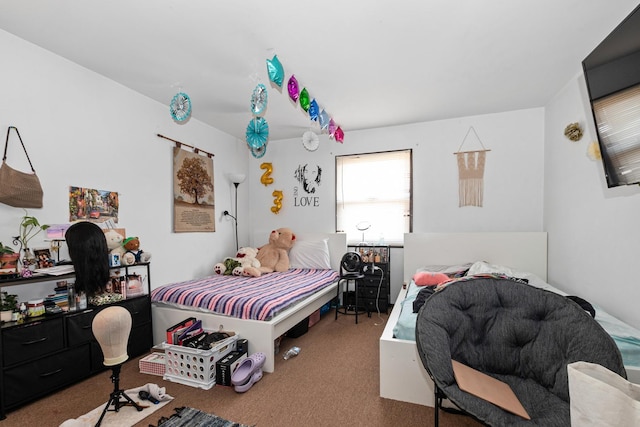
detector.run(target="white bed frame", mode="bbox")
[379,232,549,406]
[152,232,346,373]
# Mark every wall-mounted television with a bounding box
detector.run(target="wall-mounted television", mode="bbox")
[582,4,640,188]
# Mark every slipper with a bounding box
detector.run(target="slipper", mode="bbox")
[234,369,263,393]
[231,352,266,386]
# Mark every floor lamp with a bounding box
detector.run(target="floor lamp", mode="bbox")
[224,173,246,252]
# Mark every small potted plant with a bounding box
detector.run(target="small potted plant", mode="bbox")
[0,291,18,322]
[0,242,19,275]
[16,210,49,269]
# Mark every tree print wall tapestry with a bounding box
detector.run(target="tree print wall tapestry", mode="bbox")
[173,146,215,232]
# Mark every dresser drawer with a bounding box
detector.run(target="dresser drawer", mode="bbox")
[66,308,97,346]
[359,285,387,299]
[3,344,90,408]
[121,297,151,328]
[2,318,64,366]
[362,298,389,313]
[361,275,387,288]
[128,322,152,358]
[67,298,150,346]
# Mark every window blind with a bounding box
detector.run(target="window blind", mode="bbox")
[336,150,412,245]
[593,84,640,186]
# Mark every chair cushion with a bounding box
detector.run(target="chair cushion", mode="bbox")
[415,276,626,426]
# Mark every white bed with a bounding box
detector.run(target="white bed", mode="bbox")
[152,232,346,373]
[379,232,640,407]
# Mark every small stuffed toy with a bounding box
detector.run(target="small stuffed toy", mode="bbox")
[121,236,151,266]
[223,258,242,275]
[214,247,260,276]
[104,229,125,259]
[234,247,259,268]
[244,228,296,277]
[235,247,261,277]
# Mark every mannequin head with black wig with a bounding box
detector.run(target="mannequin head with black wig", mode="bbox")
[65,221,110,298]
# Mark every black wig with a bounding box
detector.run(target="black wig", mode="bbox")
[65,221,110,297]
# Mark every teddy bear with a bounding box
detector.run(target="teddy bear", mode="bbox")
[104,229,125,259]
[235,247,261,276]
[213,247,260,276]
[121,236,152,266]
[243,228,296,277]
[214,258,242,275]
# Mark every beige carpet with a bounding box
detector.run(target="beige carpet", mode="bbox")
[7,308,482,427]
[58,384,173,427]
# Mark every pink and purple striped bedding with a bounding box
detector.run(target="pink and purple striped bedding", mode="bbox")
[151,268,339,321]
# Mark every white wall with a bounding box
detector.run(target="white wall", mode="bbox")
[0,30,250,301]
[246,108,545,300]
[544,71,640,329]
[0,28,549,311]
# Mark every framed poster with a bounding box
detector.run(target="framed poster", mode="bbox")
[173,147,215,232]
[69,186,119,223]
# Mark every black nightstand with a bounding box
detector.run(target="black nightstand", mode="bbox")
[349,245,390,315]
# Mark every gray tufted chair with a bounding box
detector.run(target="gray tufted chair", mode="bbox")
[415,276,626,426]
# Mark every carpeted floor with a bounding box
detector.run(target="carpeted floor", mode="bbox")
[6,308,482,427]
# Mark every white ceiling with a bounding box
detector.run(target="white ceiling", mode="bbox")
[1,1,638,141]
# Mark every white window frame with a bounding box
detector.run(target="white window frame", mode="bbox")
[335,149,412,246]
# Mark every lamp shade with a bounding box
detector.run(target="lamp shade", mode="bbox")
[227,173,246,185]
[92,306,132,366]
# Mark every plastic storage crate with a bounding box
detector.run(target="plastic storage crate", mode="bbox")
[163,334,238,389]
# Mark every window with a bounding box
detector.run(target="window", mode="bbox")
[593,83,640,187]
[336,150,412,245]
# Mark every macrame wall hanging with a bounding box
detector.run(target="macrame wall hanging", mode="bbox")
[454,126,491,207]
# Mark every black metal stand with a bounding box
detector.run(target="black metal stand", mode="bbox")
[433,383,472,427]
[95,364,143,427]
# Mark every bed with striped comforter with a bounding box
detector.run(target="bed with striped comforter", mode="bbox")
[151,268,339,321]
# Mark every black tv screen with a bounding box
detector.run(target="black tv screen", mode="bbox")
[582,4,640,188]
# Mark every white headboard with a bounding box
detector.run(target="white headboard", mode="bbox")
[251,231,347,271]
[403,232,548,284]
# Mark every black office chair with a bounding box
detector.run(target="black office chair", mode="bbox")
[335,252,366,324]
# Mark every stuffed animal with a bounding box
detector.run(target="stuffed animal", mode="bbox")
[235,247,261,277]
[121,236,152,266]
[214,258,242,275]
[243,228,296,277]
[104,229,125,259]
[213,247,260,277]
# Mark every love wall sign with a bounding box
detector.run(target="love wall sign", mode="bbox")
[293,164,322,208]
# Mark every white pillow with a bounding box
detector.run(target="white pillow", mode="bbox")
[288,239,331,269]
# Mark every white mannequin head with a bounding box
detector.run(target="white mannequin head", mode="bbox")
[92,306,132,366]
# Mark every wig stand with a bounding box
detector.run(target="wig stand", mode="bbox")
[95,364,143,427]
